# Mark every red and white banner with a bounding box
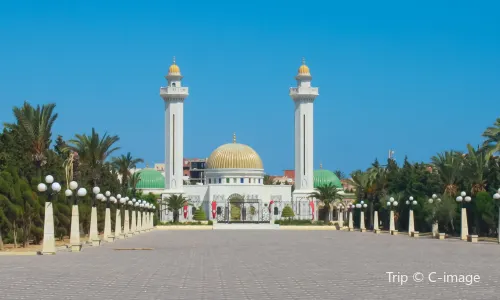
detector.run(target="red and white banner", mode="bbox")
[211,201,217,219]
[309,200,315,220]
[269,200,274,212]
[183,205,188,219]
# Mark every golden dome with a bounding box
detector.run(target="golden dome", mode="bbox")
[206,133,264,169]
[168,56,181,74]
[298,57,310,75]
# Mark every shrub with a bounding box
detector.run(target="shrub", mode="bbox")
[193,208,207,221]
[281,206,295,219]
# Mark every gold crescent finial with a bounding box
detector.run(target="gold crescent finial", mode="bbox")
[302,57,306,65]
[233,132,236,143]
[320,162,323,169]
[173,56,176,64]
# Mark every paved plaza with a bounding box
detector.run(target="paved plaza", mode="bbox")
[0,230,499,299]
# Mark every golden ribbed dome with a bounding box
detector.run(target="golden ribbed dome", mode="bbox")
[206,133,263,169]
[168,56,181,74]
[298,57,310,75]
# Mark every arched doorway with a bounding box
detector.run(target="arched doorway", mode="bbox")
[224,194,263,223]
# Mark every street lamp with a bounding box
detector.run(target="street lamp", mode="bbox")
[456,191,472,240]
[387,197,398,235]
[69,185,87,252]
[101,191,114,242]
[37,175,62,255]
[115,194,123,239]
[428,194,441,238]
[135,201,141,233]
[356,201,367,232]
[118,196,127,239]
[88,187,101,245]
[493,188,500,243]
[406,196,417,236]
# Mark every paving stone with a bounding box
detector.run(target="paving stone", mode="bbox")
[0,230,497,299]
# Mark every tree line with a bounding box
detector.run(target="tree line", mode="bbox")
[0,101,152,249]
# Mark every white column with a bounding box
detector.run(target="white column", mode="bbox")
[348,210,353,230]
[408,209,415,235]
[338,209,344,227]
[89,206,99,245]
[373,211,379,230]
[104,207,113,242]
[137,211,142,233]
[69,205,82,251]
[360,210,365,231]
[269,203,274,224]
[131,210,136,235]
[160,58,188,193]
[390,210,395,232]
[42,202,56,254]
[115,207,122,239]
[123,209,130,237]
[461,207,468,240]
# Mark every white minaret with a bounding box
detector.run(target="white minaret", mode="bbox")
[160,57,188,192]
[290,58,319,217]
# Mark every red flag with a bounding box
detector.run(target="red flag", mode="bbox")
[183,205,188,219]
[211,201,217,219]
[269,200,275,212]
[309,200,315,220]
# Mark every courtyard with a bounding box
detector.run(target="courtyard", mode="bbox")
[0,230,498,299]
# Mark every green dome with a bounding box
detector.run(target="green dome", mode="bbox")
[135,169,165,189]
[313,169,343,189]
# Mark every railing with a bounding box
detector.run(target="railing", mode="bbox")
[160,87,189,94]
[289,87,319,95]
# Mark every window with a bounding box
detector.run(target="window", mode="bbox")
[192,207,196,215]
[226,178,229,183]
[209,178,212,184]
[219,178,222,184]
[259,178,261,183]
[274,207,279,215]
[233,178,236,183]
[217,207,222,215]
[240,178,244,184]
[172,82,176,87]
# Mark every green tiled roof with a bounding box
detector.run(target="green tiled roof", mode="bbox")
[313,169,342,189]
[135,169,165,189]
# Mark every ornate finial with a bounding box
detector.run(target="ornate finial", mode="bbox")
[320,163,323,169]
[233,132,236,143]
[302,57,306,65]
[172,56,176,65]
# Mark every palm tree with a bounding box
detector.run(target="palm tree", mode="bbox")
[309,183,343,223]
[481,118,500,159]
[5,101,58,180]
[431,151,463,197]
[263,175,274,185]
[112,152,144,194]
[129,172,141,197]
[65,128,120,185]
[463,144,489,195]
[166,194,190,223]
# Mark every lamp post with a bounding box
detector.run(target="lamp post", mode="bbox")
[151,204,156,229]
[405,196,417,236]
[140,201,145,232]
[131,198,137,235]
[102,191,114,242]
[135,201,141,234]
[115,194,123,239]
[337,204,344,227]
[37,175,62,255]
[456,191,472,240]
[493,188,500,243]
[66,182,86,252]
[348,204,355,231]
[428,194,441,238]
[144,203,150,231]
[373,204,380,234]
[123,197,130,238]
[88,187,101,246]
[387,197,399,235]
[356,201,367,232]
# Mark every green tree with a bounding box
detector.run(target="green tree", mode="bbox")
[129,172,141,197]
[4,102,58,181]
[193,207,207,221]
[481,117,500,159]
[65,128,120,186]
[463,144,489,196]
[333,170,346,180]
[112,152,144,195]
[166,194,189,223]
[309,183,343,223]
[281,205,295,220]
[263,175,273,185]
[473,191,495,235]
[431,151,463,197]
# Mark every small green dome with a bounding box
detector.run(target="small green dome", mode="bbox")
[135,169,165,189]
[313,169,343,189]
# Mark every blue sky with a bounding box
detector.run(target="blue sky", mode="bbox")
[0,0,499,176]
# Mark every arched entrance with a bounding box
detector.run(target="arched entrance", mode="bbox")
[221,194,267,223]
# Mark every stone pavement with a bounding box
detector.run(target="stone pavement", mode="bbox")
[0,230,498,300]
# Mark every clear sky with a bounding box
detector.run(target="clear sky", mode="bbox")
[0,0,499,176]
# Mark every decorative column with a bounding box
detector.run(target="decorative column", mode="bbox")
[388,197,399,235]
[389,210,395,232]
[373,211,380,234]
[406,196,416,236]
[67,183,87,252]
[338,206,344,227]
[123,198,130,237]
[114,195,123,239]
[348,205,354,231]
[37,175,61,255]
[290,58,319,208]
[456,192,471,241]
[89,187,101,246]
[102,191,114,242]
[131,200,137,235]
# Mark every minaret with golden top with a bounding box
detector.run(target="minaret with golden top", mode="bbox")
[160,57,189,191]
[290,57,319,194]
